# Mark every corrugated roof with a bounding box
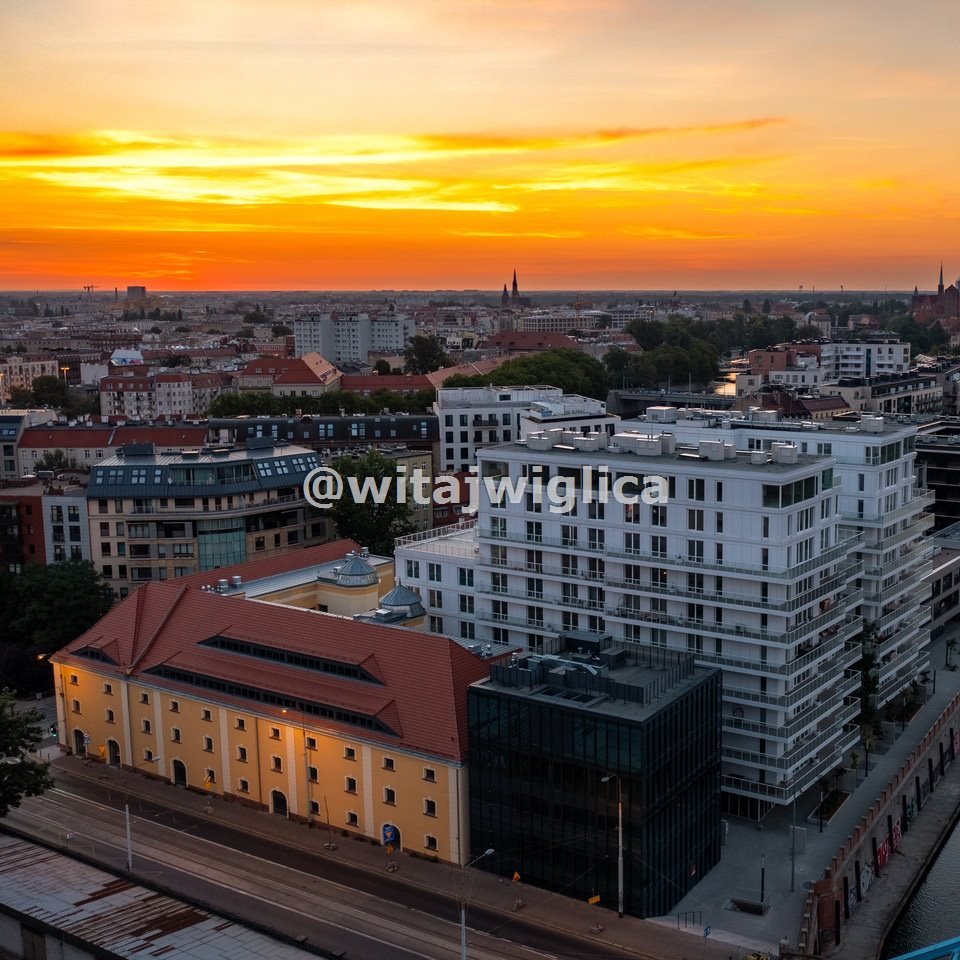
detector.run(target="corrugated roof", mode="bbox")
[0,835,318,959]
[57,579,499,761]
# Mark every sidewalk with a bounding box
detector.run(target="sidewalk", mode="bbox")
[664,628,960,956]
[49,754,758,960]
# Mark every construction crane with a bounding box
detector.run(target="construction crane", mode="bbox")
[83,284,98,295]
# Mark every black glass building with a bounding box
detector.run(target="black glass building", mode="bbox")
[468,638,721,918]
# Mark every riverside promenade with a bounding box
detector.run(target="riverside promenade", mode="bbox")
[661,628,960,958]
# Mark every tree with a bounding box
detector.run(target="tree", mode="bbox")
[761,299,772,315]
[404,334,450,374]
[373,359,392,376]
[444,349,608,400]
[0,561,115,693]
[325,450,416,556]
[30,376,69,409]
[0,690,54,816]
[271,324,293,339]
[8,387,33,406]
[237,327,255,340]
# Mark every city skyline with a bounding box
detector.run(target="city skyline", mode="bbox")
[2,1,960,290]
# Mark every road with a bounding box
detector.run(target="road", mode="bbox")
[5,771,636,960]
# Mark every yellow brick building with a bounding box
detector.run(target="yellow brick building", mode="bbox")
[52,572,493,865]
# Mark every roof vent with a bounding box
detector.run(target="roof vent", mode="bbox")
[231,575,242,588]
[217,578,228,592]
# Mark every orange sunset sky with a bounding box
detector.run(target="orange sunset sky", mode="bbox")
[2,0,959,291]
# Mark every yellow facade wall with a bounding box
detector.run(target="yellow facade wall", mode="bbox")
[53,660,467,865]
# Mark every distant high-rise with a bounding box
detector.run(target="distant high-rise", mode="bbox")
[126,285,147,300]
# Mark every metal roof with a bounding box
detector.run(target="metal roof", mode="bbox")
[0,834,318,959]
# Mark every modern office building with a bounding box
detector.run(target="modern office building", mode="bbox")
[469,639,721,917]
[85,441,334,595]
[434,386,616,473]
[398,428,862,817]
[50,578,503,865]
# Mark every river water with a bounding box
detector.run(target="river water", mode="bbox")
[879,811,960,957]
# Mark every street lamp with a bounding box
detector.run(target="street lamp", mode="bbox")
[602,774,624,919]
[459,847,494,960]
[59,365,69,383]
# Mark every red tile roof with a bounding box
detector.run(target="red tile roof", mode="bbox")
[340,374,433,393]
[18,424,208,449]
[57,579,499,761]
[484,332,575,351]
[174,539,362,589]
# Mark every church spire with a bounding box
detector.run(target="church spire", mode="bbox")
[512,269,518,297]
[939,261,945,294]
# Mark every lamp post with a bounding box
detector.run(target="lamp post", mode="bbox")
[59,365,69,384]
[602,774,624,919]
[459,847,494,960]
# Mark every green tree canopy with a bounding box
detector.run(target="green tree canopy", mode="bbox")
[325,450,415,556]
[0,690,54,817]
[373,359,392,376]
[403,334,451,374]
[443,348,607,400]
[271,324,293,338]
[30,376,70,408]
[0,561,115,693]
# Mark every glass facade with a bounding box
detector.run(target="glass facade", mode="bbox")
[469,667,721,918]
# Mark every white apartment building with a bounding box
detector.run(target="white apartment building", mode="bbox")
[293,310,414,365]
[397,430,862,818]
[818,340,910,379]
[633,408,935,711]
[435,386,617,472]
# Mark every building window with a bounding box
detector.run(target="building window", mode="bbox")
[237,746,247,762]
[69,674,78,685]
[272,756,282,772]
[458,568,474,587]
[345,776,357,793]
[144,749,154,762]
[202,736,213,752]
[423,767,436,782]
[425,835,438,851]
[384,787,396,805]
[344,746,356,761]
[424,798,437,817]
[429,615,444,632]
[204,769,216,785]
[383,757,395,771]
[103,683,113,695]
[308,765,318,782]
[171,727,181,742]
[270,726,281,739]
[428,563,442,582]
[235,717,246,731]
[105,708,115,723]
[170,700,180,713]
[346,811,359,827]
[428,589,442,607]
[239,778,249,793]
[305,736,317,750]
[139,692,149,704]
[141,718,151,733]
[201,709,212,721]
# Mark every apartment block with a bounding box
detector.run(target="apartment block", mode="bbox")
[85,441,334,595]
[634,408,934,711]
[435,385,616,473]
[398,429,862,817]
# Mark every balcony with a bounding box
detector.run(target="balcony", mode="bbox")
[840,489,935,525]
[608,601,849,647]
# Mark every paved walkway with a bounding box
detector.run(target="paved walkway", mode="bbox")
[663,628,960,957]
